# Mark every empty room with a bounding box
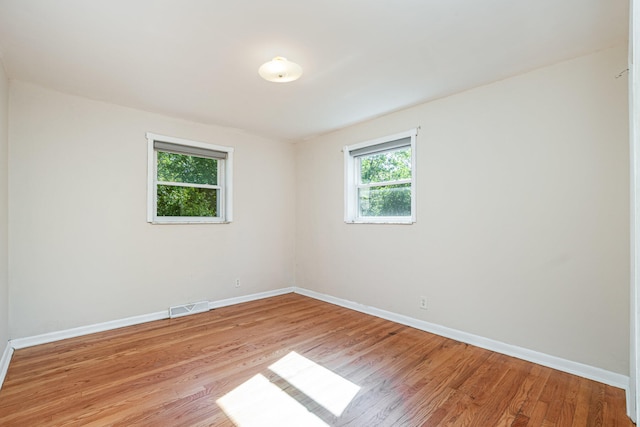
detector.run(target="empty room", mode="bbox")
[0,0,638,425]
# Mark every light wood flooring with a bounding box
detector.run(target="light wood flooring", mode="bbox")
[0,293,633,426]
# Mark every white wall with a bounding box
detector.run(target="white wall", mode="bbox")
[296,46,630,375]
[8,81,296,338]
[0,60,8,348]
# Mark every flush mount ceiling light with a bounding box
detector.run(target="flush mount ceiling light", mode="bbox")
[258,56,303,83]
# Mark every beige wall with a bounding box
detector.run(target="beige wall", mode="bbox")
[8,81,296,338]
[0,60,8,348]
[295,46,630,374]
[3,46,630,376]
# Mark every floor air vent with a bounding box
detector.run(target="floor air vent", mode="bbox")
[169,301,210,318]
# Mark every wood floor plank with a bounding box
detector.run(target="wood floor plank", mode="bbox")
[0,294,633,426]
[530,400,551,426]
[586,382,606,427]
[381,344,491,425]
[543,372,573,424]
[571,379,595,427]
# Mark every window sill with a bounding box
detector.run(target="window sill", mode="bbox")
[150,220,231,225]
[345,219,415,225]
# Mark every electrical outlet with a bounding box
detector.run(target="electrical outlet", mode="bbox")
[420,296,427,310]
[235,279,241,288]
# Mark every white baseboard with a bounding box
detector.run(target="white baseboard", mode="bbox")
[208,287,295,309]
[3,286,629,394]
[0,342,13,390]
[10,287,296,351]
[294,287,630,391]
[10,310,169,350]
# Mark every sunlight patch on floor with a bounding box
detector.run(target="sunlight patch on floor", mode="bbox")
[217,374,328,427]
[217,351,360,426]
[268,351,360,416]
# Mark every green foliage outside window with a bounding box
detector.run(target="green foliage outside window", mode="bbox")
[157,186,218,217]
[157,152,217,185]
[156,152,219,217]
[359,147,412,217]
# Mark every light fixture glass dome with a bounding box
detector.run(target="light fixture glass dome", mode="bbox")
[258,57,303,83]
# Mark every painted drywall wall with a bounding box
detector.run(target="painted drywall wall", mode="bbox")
[295,46,630,375]
[8,82,296,338]
[0,60,8,348]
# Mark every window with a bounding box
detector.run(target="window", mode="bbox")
[147,133,233,224]
[344,129,417,224]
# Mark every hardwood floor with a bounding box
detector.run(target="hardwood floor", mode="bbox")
[0,293,633,426]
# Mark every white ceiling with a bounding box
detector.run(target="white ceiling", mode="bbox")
[0,0,629,141]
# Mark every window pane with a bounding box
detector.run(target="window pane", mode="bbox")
[157,151,217,185]
[358,184,411,217]
[157,185,218,217]
[359,147,411,184]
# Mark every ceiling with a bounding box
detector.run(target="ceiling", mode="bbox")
[0,0,629,141]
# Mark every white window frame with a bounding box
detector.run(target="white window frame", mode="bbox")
[344,129,417,224]
[146,132,233,224]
